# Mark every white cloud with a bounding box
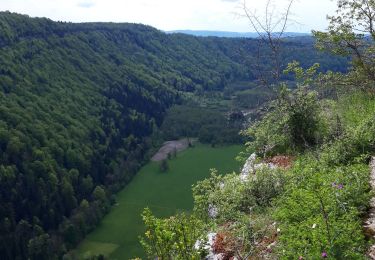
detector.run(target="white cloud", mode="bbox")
[0,0,337,33]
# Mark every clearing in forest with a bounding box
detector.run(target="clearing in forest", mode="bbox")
[76,144,243,259]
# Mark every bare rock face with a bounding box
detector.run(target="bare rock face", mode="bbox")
[365,157,375,259]
[194,233,218,259]
[240,153,276,181]
[240,153,257,179]
[208,204,218,218]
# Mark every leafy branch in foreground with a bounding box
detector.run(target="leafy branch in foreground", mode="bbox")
[313,0,375,84]
[140,208,206,259]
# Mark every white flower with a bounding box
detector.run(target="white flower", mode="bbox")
[312,223,317,229]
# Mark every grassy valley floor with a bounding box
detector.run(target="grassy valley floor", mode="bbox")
[76,144,243,259]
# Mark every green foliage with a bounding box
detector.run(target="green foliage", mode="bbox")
[0,9,351,259]
[264,90,375,258]
[193,168,285,223]
[92,186,107,202]
[319,93,375,165]
[188,79,375,259]
[191,167,285,258]
[0,12,254,258]
[284,61,321,86]
[137,91,375,259]
[275,158,370,259]
[285,87,321,148]
[245,167,287,208]
[160,105,244,145]
[233,88,273,109]
[246,85,322,155]
[313,0,375,83]
[193,170,247,224]
[140,208,206,259]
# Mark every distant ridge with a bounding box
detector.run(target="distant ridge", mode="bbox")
[166,30,311,38]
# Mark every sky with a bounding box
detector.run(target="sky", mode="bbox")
[0,0,338,33]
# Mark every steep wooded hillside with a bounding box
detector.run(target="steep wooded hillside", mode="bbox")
[0,12,349,259]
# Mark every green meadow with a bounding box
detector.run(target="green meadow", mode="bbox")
[76,144,243,259]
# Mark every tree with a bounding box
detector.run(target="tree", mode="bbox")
[172,147,177,158]
[241,0,295,88]
[92,186,106,202]
[27,234,53,260]
[61,177,77,214]
[229,110,245,128]
[313,0,375,84]
[159,159,169,173]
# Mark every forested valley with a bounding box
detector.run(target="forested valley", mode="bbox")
[0,11,350,259]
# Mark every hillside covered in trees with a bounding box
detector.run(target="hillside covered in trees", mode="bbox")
[0,12,350,259]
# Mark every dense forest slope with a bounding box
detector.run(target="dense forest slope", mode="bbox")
[0,12,349,259]
[166,30,310,38]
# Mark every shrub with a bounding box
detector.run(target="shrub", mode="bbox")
[140,208,206,259]
[244,167,287,208]
[275,158,370,259]
[192,168,284,258]
[246,86,322,156]
[192,170,246,224]
[159,159,169,172]
[319,114,375,166]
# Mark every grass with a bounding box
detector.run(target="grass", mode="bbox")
[78,241,119,259]
[338,92,375,128]
[76,144,243,259]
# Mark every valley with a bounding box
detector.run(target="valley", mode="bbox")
[75,144,243,259]
[0,7,365,259]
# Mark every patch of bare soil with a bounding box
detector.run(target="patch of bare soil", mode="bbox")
[265,155,294,169]
[151,138,195,162]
